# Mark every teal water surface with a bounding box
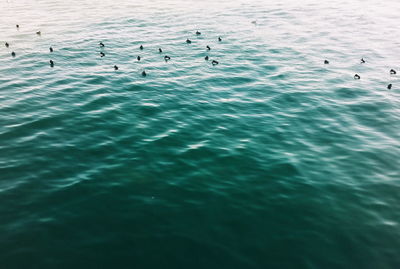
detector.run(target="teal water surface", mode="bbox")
[1,0,400,268]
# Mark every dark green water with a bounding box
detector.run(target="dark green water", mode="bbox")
[1,0,400,268]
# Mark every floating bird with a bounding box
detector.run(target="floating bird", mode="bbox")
[36,31,41,35]
[49,47,53,52]
[114,65,119,70]
[186,39,192,44]
[360,58,365,64]
[100,52,105,57]
[142,70,147,77]
[99,42,105,47]
[218,37,222,42]
[49,60,54,67]
[324,60,329,64]
[251,20,257,25]
[159,48,162,53]
[164,55,171,61]
[11,51,16,57]
[205,56,209,61]
[140,45,143,50]
[206,45,211,50]
[16,25,19,29]
[388,84,392,90]
[137,56,141,61]
[354,74,361,80]
[5,42,9,48]
[390,69,397,75]
[212,60,219,65]
[196,31,201,35]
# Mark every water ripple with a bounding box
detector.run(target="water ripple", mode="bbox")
[1,0,400,268]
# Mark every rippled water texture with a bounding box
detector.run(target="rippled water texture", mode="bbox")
[1,0,400,268]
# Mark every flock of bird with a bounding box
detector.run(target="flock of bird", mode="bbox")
[3,25,222,77]
[324,58,396,90]
[3,24,397,88]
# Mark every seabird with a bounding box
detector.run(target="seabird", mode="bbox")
[11,51,16,57]
[218,37,222,42]
[354,74,361,80]
[137,56,141,61]
[212,60,219,65]
[206,45,211,50]
[16,25,19,29]
[142,70,147,77]
[114,65,119,70]
[159,48,162,53]
[140,45,143,50]
[5,42,9,48]
[390,69,397,75]
[196,31,201,35]
[388,84,392,90]
[324,60,329,64]
[49,47,53,52]
[186,39,192,44]
[49,60,54,67]
[164,55,171,61]
[361,58,365,64]
[36,31,41,35]
[100,52,105,57]
[205,56,209,61]
[99,42,105,47]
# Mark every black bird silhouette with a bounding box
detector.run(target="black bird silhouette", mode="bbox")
[164,55,171,61]
[159,48,162,53]
[360,58,365,64]
[49,60,54,67]
[186,39,192,44]
[354,74,361,80]
[218,37,222,42]
[324,60,329,64]
[114,65,119,70]
[137,56,141,61]
[212,60,219,65]
[36,31,41,35]
[142,70,147,77]
[5,42,9,48]
[206,45,211,50]
[99,42,105,47]
[11,51,16,57]
[16,25,19,29]
[100,52,105,57]
[388,84,392,90]
[196,31,201,35]
[205,56,209,61]
[49,47,53,52]
[390,69,397,75]
[140,45,143,50]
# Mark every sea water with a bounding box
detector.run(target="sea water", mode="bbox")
[1,0,400,268]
